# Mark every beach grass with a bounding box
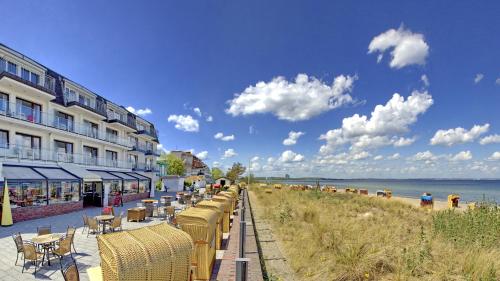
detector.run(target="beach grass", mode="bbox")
[250,185,499,281]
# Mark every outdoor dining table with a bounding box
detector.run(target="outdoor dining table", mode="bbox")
[95,215,114,234]
[31,233,62,266]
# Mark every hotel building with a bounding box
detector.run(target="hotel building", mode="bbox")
[0,44,160,222]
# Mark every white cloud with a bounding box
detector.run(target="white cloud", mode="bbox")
[251,156,260,162]
[393,137,416,147]
[368,26,429,68]
[222,149,237,159]
[226,73,357,121]
[214,132,235,141]
[496,78,500,85]
[474,74,484,84]
[351,151,371,160]
[451,151,472,161]
[388,153,400,160]
[212,161,221,167]
[196,151,208,160]
[410,151,437,161]
[193,107,202,117]
[430,124,490,146]
[206,116,213,122]
[126,106,152,116]
[167,114,200,132]
[249,125,255,135]
[319,90,433,154]
[157,144,168,153]
[488,152,500,161]
[480,134,500,145]
[421,74,430,87]
[283,131,305,146]
[278,150,305,163]
[373,155,384,161]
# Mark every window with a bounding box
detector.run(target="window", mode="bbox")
[0,130,8,148]
[0,57,6,71]
[79,94,93,108]
[83,146,98,165]
[65,88,77,102]
[123,180,138,194]
[138,179,150,193]
[106,128,118,143]
[0,92,8,114]
[6,181,47,207]
[106,150,118,167]
[106,180,121,194]
[16,98,42,124]
[54,111,74,131]
[128,154,138,168]
[7,61,17,75]
[31,73,39,85]
[15,133,41,160]
[54,140,73,162]
[21,68,30,80]
[83,120,98,138]
[49,181,80,204]
[129,136,138,147]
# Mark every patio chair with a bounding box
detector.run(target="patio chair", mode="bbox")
[60,258,80,281]
[87,217,100,237]
[37,226,51,236]
[166,206,175,223]
[22,243,44,274]
[12,232,26,265]
[53,236,73,263]
[65,226,77,254]
[110,216,123,232]
[82,214,89,234]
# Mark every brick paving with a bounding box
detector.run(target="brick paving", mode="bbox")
[0,191,178,281]
[212,191,264,281]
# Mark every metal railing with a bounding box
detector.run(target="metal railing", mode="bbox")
[236,189,249,281]
[0,102,132,147]
[0,144,147,169]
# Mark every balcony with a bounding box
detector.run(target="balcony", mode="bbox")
[107,111,136,131]
[136,128,158,140]
[0,71,56,98]
[145,164,159,173]
[0,102,132,148]
[144,146,160,156]
[64,93,107,118]
[0,144,138,169]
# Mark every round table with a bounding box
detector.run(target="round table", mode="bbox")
[95,215,114,234]
[31,233,62,266]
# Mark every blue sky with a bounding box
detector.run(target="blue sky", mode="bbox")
[1,1,499,178]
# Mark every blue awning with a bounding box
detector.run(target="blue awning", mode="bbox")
[2,166,46,181]
[34,168,78,180]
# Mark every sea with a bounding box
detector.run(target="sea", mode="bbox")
[264,178,500,203]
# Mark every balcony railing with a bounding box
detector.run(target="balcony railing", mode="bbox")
[107,111,136,130]
[0,144,148,170]
[137,128,159,139]
[0,71,56,96]
[0,102,132,148]
[64,93,107,117]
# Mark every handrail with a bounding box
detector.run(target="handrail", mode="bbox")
[0,101,132,147]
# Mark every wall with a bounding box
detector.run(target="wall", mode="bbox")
[10,201,83,222]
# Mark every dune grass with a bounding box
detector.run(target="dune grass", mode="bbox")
[250,186,499,281]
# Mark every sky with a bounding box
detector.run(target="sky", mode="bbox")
[1,1,499,178]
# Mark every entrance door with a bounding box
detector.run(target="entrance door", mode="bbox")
[83,182,103,207]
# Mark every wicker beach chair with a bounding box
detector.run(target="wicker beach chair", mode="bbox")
[195,200,225,250]
[212,196,231,233]
[176,208,218,280]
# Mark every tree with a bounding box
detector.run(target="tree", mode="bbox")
[161,153,185,176]
[226,162,246,182]
[212,167,224,180]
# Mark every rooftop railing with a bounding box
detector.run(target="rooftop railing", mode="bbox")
[0,71,56,96]
[0,102,132,148]
[64,93,107,117]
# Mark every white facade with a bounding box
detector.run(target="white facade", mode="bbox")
[0,44,160,189]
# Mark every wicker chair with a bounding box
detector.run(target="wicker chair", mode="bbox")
[60,258,80,281]
[166,206,175,223]
[87,217,100,237]
[53,236,73,263]
[110,216,122,232]
[65,226,77,254]
[22,243,44,274]
[12,232,26,265]
[82,214,89,234]
[37,226,52,236]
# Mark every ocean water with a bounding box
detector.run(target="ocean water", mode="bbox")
[266,179,500,203]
